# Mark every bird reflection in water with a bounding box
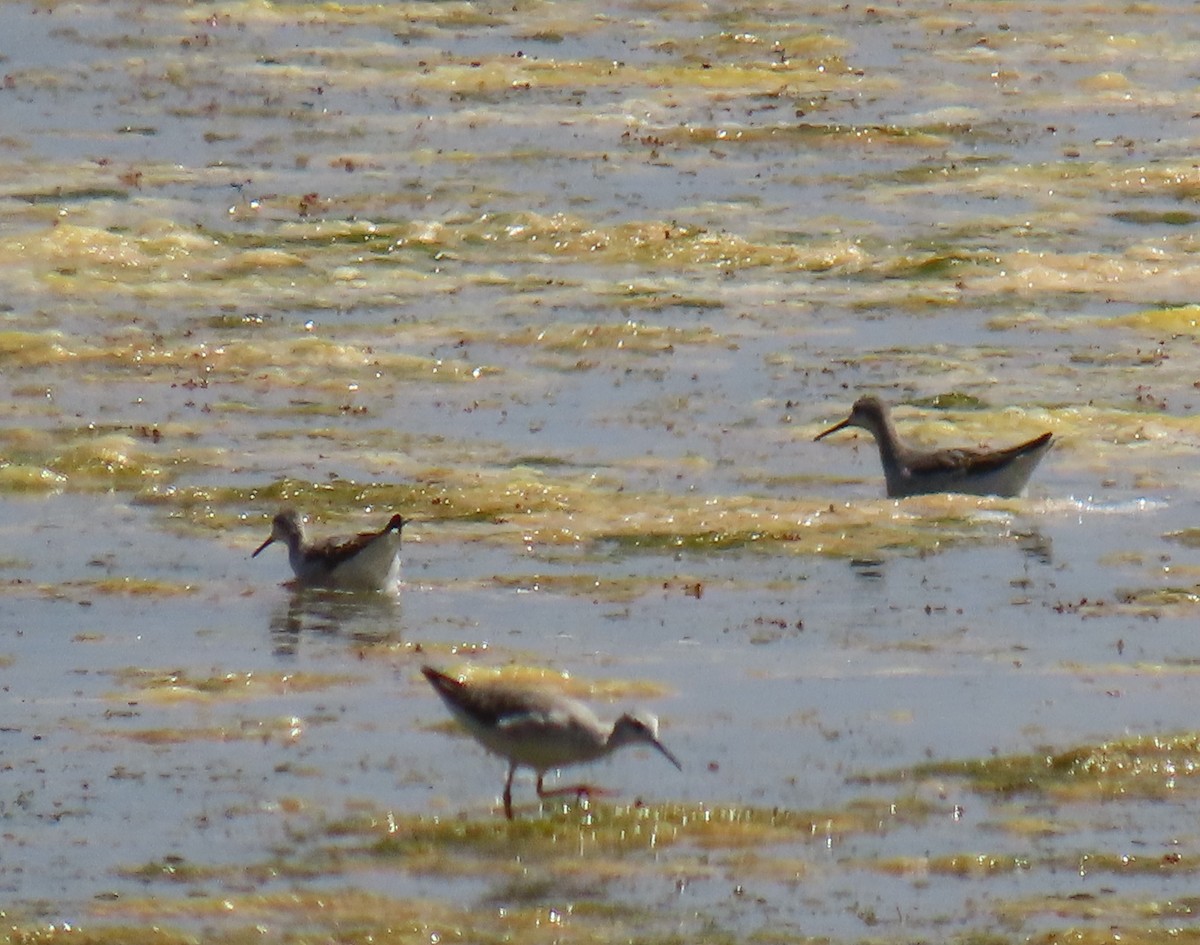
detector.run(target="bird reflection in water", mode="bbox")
[269,587,403,657]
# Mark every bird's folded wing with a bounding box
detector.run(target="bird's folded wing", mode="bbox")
[908,432,1052,477]
[310,530,385,568]
[495,704,580,734]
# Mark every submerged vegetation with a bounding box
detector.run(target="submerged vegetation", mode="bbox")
[872,732,1200,801]
[2,0,1200,943]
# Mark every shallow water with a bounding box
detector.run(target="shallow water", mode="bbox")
[3,1,1200,942]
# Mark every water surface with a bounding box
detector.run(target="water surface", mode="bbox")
[3,1,1200,942]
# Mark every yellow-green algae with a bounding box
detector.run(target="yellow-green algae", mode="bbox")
[488,571,709,603]
[5,915,1196,945]
[0,212,875,302]
[1026,934,1200,945]
[421,662,674,703]
[1049,591,1200,620]
[0,462,68,492]
[871,852,1032,879]
[78,797,946,942]
[996,892,1200,926]
[105,667,357,702]
[137,470,1033,563]
[1166,528,1200,549]
[52,577,198,598]
[117,856,226,885]
[877,732,1200,801]
[0,425,203,494]
[1114,303,1200,336]
[353,638,492,664]
[329,797,939,864]
[1114,585,1200,615]
[4,1,1200,942]
[0,319,494,386]
[500,319,728,356]
[870,850,1200,879]
[73,889,733,945]
[108,716,305,746]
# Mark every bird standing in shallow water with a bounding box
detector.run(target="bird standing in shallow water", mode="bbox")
[252,508,406,592]
[814,395,1053,498]
[421,665,682,820]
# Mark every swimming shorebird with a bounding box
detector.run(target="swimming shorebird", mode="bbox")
[421,665,681,820]
[814,395,1053,498]
[251,508,406,592]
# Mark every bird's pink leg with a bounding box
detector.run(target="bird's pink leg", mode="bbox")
[536,773,612,800]
[503,763,516,820]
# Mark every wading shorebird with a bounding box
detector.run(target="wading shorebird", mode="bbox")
[421,665,682,820]
[251,508,406,592]
[814,395,1053,498]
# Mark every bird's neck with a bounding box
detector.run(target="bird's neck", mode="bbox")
[869,417,906,464]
